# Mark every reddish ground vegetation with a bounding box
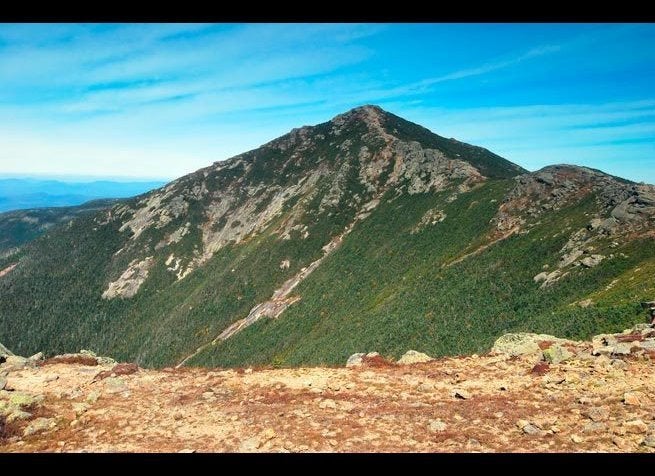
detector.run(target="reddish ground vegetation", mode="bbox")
[361,354,396,368]
[93,363,139,381]
[530,362,550,375]
[39,355,98,367]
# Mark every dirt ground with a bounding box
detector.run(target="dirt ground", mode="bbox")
[1,349,654,453]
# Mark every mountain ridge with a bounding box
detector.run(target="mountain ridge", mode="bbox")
[0,105,653,368]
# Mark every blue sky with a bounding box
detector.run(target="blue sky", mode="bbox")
[1,23,654,183]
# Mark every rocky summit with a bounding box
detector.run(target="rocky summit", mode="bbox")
[1,323,655,453]
[0,105,654,370]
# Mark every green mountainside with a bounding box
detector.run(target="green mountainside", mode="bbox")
[1,105,654,368]
[0,199,117,257]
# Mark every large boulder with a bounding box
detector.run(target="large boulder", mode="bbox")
[491,333,555,357]
[492,333,581,361]
[397,350,433,365]
[346,353,366,367]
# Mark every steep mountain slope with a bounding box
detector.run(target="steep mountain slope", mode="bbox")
[0,199,117,257]
[0,105,653,368]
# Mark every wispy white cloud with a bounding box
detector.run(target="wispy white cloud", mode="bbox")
[0,23,653,184]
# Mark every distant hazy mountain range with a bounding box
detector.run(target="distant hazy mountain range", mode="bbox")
[0,178,166,213]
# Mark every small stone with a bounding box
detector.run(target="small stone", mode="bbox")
[239,437,261,452]
[23,417,57,436]
[262,428,277,441]
[328,439,338,447]
[624,391,649,406]
[86,390,101,404]
[417,382,433,392]
[542,344,573,364]
[516,419,530,430]
[584,406,610,422]
[624,419,648,434]
[532,415,557,429]
[28,352,43,362]
[178,449,196,453]
[72,403,89,417]
[44,374,59,383]
[583,422,607,434]
[466,438,481,448]
[7,411,32,423]
[642,435,655,448]
[428,419,447,433]
[522,423,544,436]
[610,359,629,370]
[319,399,337,410]
[452,389,470,400]
[571,434,584,443]
[244,368,253,374]
[612,436,631,450]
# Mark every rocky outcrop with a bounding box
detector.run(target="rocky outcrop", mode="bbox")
[491,322,655,364]
[410,209,446,234]
[491,333,580,358]
[491,165,655,288]
[96,105,490,301]
[102,257,154,299]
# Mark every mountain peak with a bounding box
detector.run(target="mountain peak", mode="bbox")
[328,104,387,132]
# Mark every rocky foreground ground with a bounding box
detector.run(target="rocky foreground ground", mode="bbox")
[1,325,655,453]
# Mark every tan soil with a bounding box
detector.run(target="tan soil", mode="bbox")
[1,350,655,453]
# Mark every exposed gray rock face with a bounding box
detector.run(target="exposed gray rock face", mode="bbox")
[102,257,155,299]
[411,209,446,234]
[97,106,488,301]
[491,165,655,288]
[581,255,605,268]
